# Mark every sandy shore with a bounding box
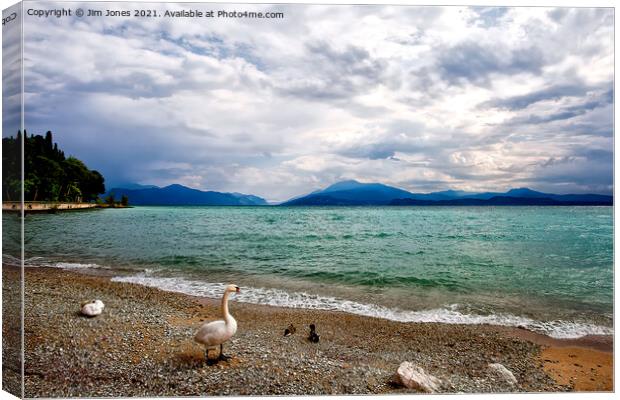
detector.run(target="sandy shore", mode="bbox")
[2,265,613,397]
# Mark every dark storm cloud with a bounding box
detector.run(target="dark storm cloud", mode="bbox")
[441,165,516,182]
[573,148,613,163]
[335,120,452,161]
[531,154,613,193]
[515,102,602,125]
[307,41,377,73]
[502,88,612,126]
[564,122,613,138]
[535,149,612,173]
[436,41,545,86]
[278,40,389,100]
[339,143,398,160]
[481,83,596,110]
[338,140,442,160]
[62,72,177,99]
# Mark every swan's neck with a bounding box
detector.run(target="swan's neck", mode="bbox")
[221,291,234,324]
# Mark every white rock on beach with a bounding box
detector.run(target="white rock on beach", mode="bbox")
[81,299,105,317]
[396,361,442,393]
[488,363,518,386]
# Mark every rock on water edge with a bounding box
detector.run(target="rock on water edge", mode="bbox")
[396,361,442,393]
[488,363,518,386]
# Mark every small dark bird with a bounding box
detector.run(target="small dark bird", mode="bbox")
[308,323,320,343]
[284,323,296,337]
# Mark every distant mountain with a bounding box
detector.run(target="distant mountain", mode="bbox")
[229,192,270,206]
[108,182,159,190]
[462,188,613,203]
[500,188,613,203]
[390,196,611,206]
[550,193,613,203]
[283,180,419,206]
[430,189,477,198]
[107,184,267,206]
[505,188,546,198]
[282,180,612,206]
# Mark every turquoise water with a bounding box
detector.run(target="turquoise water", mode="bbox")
[3,206,613,338]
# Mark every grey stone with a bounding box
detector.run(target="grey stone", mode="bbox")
[488,363,518,386]
[397,361,442,393]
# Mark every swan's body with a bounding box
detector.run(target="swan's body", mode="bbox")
[81,299,104,317]
[194,319,238,348]
[194,284,239,364]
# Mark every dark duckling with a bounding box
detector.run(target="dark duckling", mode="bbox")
[284,323,296,337]
[308,323,320,343]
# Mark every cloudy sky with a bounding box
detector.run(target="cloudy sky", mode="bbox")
[7,2,614,201]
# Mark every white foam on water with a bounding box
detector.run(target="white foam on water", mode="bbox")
[2,254,22,267]
[2,255,103,270]
[22,259,152,273]
[9,256,612,339]
[53,262,111,270]
[110,274,613,339]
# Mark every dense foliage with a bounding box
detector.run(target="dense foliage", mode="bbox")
[2,131,105,202]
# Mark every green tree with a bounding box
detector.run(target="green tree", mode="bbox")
[83,170,105,202]
[3,131,106,202]
[65,182,82,202]
[2,131,22,201]
[105,194,116,206]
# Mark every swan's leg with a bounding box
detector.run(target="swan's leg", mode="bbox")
[205,348,217,366]
[219,343,231,361]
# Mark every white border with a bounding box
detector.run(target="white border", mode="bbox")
[0,1,616,400]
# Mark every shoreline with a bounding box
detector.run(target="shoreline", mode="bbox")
[2,201,132,213]
[3,265,613,396]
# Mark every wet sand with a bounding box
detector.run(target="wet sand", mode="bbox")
[501,326,613,391]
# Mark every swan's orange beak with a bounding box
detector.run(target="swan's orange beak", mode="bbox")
[235,286,240,293]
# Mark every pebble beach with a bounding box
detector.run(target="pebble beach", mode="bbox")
[2,265,613,397]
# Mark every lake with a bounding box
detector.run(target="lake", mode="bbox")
[3,205,613,338]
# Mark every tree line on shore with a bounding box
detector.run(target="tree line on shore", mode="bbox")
[2,131,109,203]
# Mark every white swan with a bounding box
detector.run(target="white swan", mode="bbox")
[194,284,240,364]
[81,299,104,317]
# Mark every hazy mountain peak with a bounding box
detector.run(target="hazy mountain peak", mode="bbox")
[110,182,159,190]
[322,180,366,192]
[106,183,267,206]
[163,183,189,190]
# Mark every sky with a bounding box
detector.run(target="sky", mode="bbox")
[4,2,614,202]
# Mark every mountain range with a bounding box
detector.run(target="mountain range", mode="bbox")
[281,180,612,206]
[107,184,267,206]
[108,180,612,206]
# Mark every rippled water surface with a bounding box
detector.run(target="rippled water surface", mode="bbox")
[4,206,613,338]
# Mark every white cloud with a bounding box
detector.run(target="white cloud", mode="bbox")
[14,2,614,201]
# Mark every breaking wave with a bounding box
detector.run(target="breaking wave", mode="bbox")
[8,255,612,340]
[111,274,613,339]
